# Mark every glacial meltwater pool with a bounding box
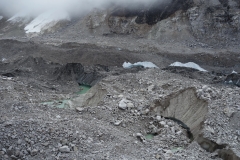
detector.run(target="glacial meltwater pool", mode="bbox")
[41,85,91,108]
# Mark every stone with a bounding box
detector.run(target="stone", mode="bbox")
[167,122,173,126]
[114,120,123,126]
[141,109,150,115]
[216,138,221,144]
[149,124,155,129]
[87,137,93,143]
[73,146,78,151]
[156,116,161,121]
[135,133,146,142]
[10,155,18,159]
[147,85,155,91]
[15,149,20,157]
[126,103,134,108]
[6,146,14,156]
[164,150,173,158]
[118,95,124,98]
[76,107,84,112]
[118,99,127,110]
[156,154,161,159]
[59,146,70,153]
[160,121,166,126]
[224,107,235,117]
[164,125,169,128]
[61,139,68,145]
[31,149,38,156]
[42,142,49,147]
[17,139,22,145]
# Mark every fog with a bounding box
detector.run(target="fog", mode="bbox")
[0,0,160,18]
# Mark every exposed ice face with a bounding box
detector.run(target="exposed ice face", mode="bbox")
[123,61,159,69]
[24,10,70,33]
[170,62,207,72]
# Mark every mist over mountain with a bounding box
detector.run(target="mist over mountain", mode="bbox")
[0,0,161,17]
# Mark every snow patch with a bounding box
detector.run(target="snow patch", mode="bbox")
[24,10,70,33]
[123,62,159,69]
[0,16,3,20]
[7,11,30,23]
[170,62,207,72]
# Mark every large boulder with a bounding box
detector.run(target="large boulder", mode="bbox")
[225,73,240,87]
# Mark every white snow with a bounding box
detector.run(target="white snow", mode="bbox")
[24,10,70,33]
[170,62,207,72]
[232,70,237,74]
[0,16,3,20]
[7,11,30,23]
[123,62,159,69]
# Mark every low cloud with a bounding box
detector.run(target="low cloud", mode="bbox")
[0,0,161,17]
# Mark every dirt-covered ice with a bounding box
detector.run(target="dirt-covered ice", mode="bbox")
[0,0,240,159]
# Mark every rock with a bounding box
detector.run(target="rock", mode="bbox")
[31,149,38,156]
[164,125,169,128]
[156,154,161,159]
[122,122,126,128]
[4,155,9,159]
[149,124,155,129]
[19,151,24,157]
[164,150,173,158]
[87,137,93,143]
[147,85,155,91]
[206,126,215,134]
[167,122,173,126]
[61,139,68,145]
[59,146,70,153]
[160,121,166,126]
[224,107,235,117]
[73,146,78,151]
[156,116,161,121]
[76,107,84,112]
[81,135,87,139]
[2,148,6,153]
[126,102,134,108]
[14,149,20,157]
[118,99,127,110]
[56,115,61,118]
[216,138,221,144]
[6,146,14,156]
[17,139,22,145]
[42,142,49,147]
[135,133,146,142]
[225,73,240,87]
[118,95,124,98]
[3,121,13,127]
[141,109,150,115]
[114,120,123,126]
